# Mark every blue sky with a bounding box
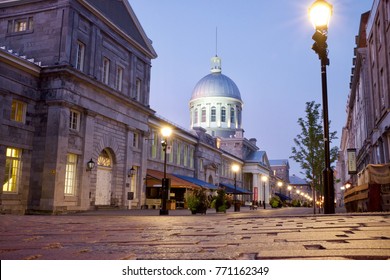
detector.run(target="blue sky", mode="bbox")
[130,0,373,176]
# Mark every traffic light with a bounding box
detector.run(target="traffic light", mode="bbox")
[312,30,329,64]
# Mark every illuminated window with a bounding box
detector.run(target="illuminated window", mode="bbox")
[3,148,22,193]
[64,154,78,196]
[7,17,33,33]
[102,57,110,84]
[97,150,112,167]
[69,110,80,131]
[11,100,26,123]
[76,41,85,71]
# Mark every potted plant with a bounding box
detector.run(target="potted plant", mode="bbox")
[211,188,231,213]
[269,196,282,208]
[185,189,210,214]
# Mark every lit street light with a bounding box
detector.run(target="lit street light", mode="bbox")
[232,164,240,212]
[309,0,335,214]
[160,127,172,216]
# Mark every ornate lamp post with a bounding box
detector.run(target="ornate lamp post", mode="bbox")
[232,164,240,212]
[309,0,335,214]
[160,127,172,216]
[261,175,268,209]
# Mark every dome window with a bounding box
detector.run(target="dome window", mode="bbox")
[201,107,206,122]
[230,107,235,124]
[211,107,216,122]
[221,107,226,122]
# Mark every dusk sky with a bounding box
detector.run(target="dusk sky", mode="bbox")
[130,0,373,177]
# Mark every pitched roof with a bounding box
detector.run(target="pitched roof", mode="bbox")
[289,175,310,186]
[269,159,290,167]
[84,0,156,58]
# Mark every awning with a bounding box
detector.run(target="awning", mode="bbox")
[275,192,292,201]
[146,169,198,188]
[173,174,218,190]
[219,182,252,194]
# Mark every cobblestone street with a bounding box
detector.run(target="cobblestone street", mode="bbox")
[1,207,390,260]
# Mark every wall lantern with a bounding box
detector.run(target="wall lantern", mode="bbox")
[86,158,95,171]
[128,166,136,178]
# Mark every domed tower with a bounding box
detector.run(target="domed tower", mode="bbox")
[189,56,243,138]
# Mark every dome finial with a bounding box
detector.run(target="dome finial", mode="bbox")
[211,27,221,73]
[211,55,222,73]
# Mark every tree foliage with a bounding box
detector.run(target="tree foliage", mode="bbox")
[290,101,338,192]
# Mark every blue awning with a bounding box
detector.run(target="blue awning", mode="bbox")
[173,174,218,190]
[219,182,252,194]
[275,192,292,201]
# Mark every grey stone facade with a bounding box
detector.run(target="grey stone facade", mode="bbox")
[0,0,156,213]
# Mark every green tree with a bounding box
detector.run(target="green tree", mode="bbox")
[290,101,338,202]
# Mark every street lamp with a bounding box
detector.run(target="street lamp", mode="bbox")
[309,0,335,214]
[287,185,292,200]
[160,126,172,216]
[261,175,268,209]
[232,164,240,212]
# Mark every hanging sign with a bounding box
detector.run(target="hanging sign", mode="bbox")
[347,148,357,174]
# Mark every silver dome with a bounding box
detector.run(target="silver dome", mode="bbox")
[191,72,242,101]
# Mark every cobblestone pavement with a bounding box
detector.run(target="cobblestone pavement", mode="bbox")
[1,207,390,260]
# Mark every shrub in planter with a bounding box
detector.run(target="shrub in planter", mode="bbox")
[185,189,210,214]
[292,199,301,207]
[211,188,231,213]
[269,196,282,208]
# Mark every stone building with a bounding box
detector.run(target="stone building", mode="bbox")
[337,0,390,211]
[0,0,156,213]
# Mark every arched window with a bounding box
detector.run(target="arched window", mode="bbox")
[230,107,235,123]
[201,107,206,122]
[194,108,198,124]
[210,107,216,122]
[221,107,226,122]
[98,149,112,167]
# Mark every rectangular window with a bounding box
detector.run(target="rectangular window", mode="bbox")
[221,107,226,122]
[151,130,157,158]
[135,79,141,101]
[69,110,80,131]
[64,154,78,196]
[102,57,110,84]
[7,17,33,33]
[132,132,139,148]
[201,108,206,122]
[3,148,22,193]
[76,41,85,71]
[211,107,216,122]
[176,142,181,165]
[116,66,123,91]
[183,145,188,167]
[11,100,26,123]
[189,148,194,168]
